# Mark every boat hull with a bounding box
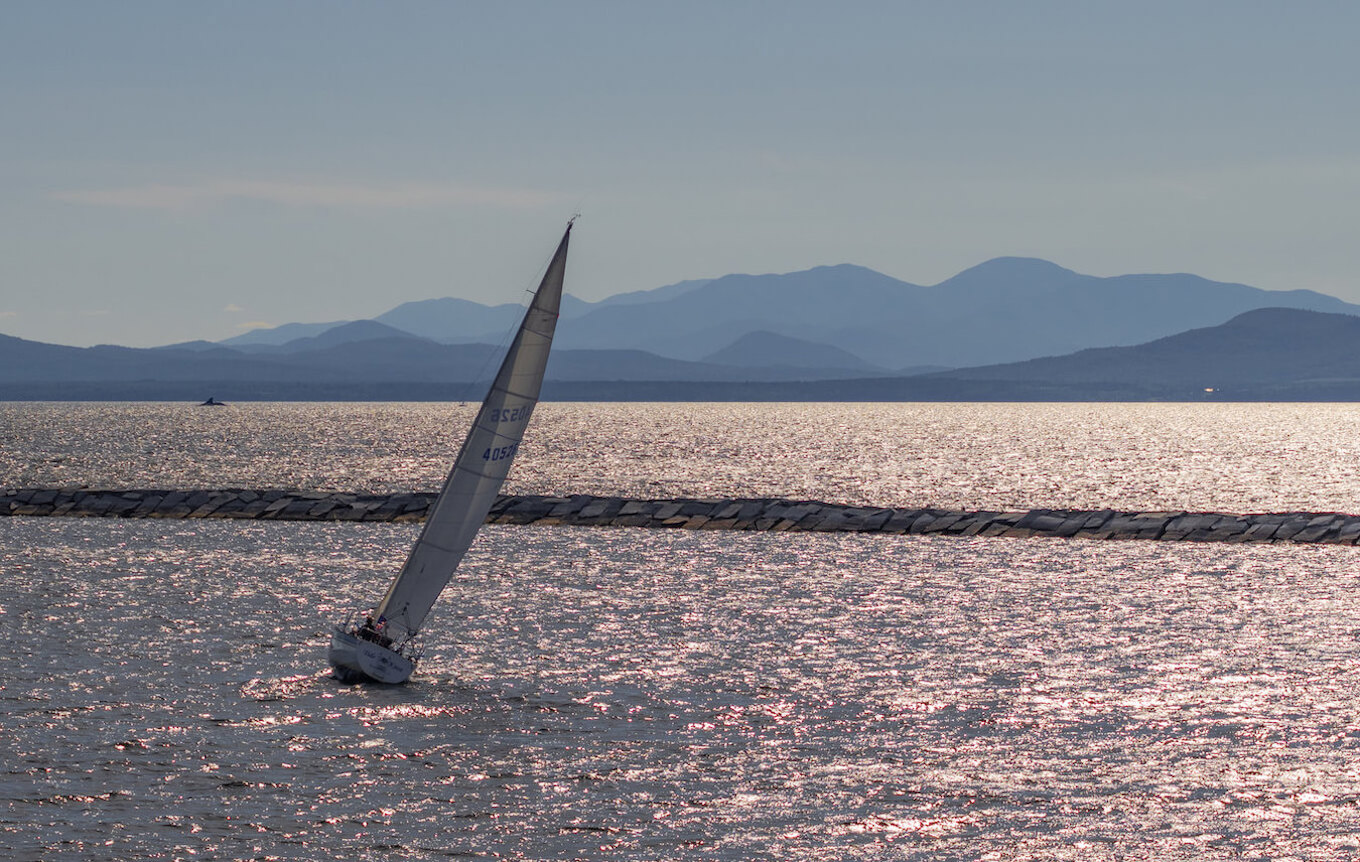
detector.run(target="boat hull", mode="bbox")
[328,627,415,684]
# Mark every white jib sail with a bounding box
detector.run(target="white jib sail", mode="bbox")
[374,222,571,641]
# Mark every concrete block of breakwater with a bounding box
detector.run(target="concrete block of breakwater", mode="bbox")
[773,503,820,526]
[189,493,233,518]
[577,497,627,525]
[1073,511,1118,539]
[879,508,922,534]
[1162,513,1221,540]
[908,510,955,533]
[494,496,561,523]
[828,506,886,531]
[1133,513,1181,539]
[678,499,723,517]
[238,497,273,518]
[1290,514,1343,543]
[1329,519,1360,544]
[737,500,767,520]
[1267,515,1311,542]
[215,495,256,518]
[653,502,683,520]
[718,498,744,516]
[84,494,119,516]
[253,496,291,517]
[1015,510,1068,534]
[978,512,1024,536]
[108,495,143,517]
[1087,513,1166,540]
[183,491,212,510]
[1052,513,1089,537]
[920,512,967,534]
[860,508,895,531]
[132,494,165,517]
[279,498,319,519]
[1026,509,1106,538]
[550,495,593,518]
[808,507,854,532]
[598,492,633,519]
[955,511,998,535]
[1188,516,1250,542]
[1237,517,1285,542]
[325,500,366,521]
[151,491,186,514]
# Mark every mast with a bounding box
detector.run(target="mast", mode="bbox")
[374,220,572,642]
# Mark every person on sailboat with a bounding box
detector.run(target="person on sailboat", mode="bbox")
[359,615,379,640]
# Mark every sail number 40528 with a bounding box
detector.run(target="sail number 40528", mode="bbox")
[482,443,519,462]
[489,406,531,423]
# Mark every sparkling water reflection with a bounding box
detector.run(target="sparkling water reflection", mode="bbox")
[5,401,1360,511]
[5,517,1360,859]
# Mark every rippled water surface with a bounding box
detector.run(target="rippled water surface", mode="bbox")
[5,401,1360,511]
[5,518,1360,859]
[6,402,1360,858]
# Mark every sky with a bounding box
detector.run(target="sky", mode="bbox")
[3,1,1359,347]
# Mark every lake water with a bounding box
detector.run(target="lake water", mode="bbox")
[4,402,1360,859]
[6,401,1360,512]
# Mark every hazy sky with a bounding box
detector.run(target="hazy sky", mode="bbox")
[4,1,1358,347]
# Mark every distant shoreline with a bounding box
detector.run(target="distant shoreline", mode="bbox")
[4,380,1358,402]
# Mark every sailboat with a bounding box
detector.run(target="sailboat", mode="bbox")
[328,218,574,684]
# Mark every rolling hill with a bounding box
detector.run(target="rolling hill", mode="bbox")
[220,257,1360,370]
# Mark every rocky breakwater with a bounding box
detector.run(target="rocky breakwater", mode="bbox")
[4,487,1360,545]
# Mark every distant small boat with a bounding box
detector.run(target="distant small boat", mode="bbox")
[199,397,227,406]
[328,218,574,684]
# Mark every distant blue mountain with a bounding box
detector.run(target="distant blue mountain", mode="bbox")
[372,295,587,343]
[592,278,713,307]
[239,320,426,354]
[8,304,1360,400]
[219,257,1358,370]
[547,258,1360,368]
[6,255,1351,400]
[936,306,1360,390]
[209,252,1360,367]
[220,319,352,347]
[701,330,886,375]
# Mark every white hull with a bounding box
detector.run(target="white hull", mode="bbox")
[328,627,416,684]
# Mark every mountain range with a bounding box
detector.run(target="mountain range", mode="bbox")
[217,256,1360,370]
[3,257,1360,400]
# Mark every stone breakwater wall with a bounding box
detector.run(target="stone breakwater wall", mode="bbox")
[4,487,1360,545]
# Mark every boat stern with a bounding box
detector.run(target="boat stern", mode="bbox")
[328,626,416,684]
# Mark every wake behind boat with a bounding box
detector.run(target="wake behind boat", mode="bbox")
[328,219,574,684]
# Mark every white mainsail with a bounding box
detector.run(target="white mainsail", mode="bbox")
[372,220,572,643]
